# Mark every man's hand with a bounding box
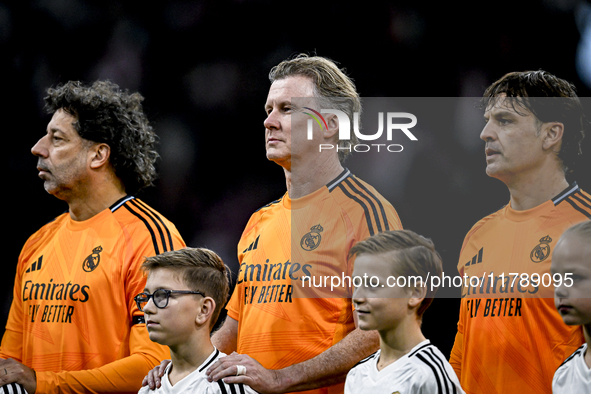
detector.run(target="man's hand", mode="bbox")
[207,327,378,393]
[206,352,283,394]
[0,359,36,394]
[141,359,171,390]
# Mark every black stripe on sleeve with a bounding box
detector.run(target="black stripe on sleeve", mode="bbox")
[336,183,375,236]
[217,381,228,394]
[572,192,591,211]
[229,383,238,394]
[408,342,431,358]
[238,383,246,394]
[344,178,383,233]
[425,347,456,394]
[576,189,591,203]
[135,199,175,251]
[129,199,171,253]
[416,353,445,394]
[123,203,161,255]
[3,383,25,394]
[564,197,591,219]
[349,176,390,231]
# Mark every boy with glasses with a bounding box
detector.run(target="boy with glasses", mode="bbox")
[135,248,257,394]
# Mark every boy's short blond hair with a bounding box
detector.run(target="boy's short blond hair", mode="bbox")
[142,247,230,331]
[349,230,443,319]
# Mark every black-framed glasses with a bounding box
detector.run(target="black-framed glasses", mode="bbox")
[134,289,204,311]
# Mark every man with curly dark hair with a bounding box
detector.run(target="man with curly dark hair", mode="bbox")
[0,80,186,394]
[42,80,160,196]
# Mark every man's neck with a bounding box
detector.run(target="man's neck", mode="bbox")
[284,155,344,199]
[66,176,127,221]
[505,166,569,211]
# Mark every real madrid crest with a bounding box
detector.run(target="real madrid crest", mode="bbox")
[83,246,103,272]
[530,235,552,263]
[300,224,323,251]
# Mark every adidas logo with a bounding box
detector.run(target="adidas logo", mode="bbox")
[465,247,483,267]
[243,235,260,254]
[26,256,43,273]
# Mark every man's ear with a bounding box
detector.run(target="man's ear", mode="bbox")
[543,122,564,152]
[324,113,340,141]
[196,297,216,326]
[89,143,111,170]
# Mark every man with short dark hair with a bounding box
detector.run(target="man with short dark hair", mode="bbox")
[450,70,590,393]
[0,80,185,394]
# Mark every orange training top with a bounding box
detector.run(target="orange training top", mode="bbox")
[449,183,590,394]
[226,169,402,394]
[1,196,185,394]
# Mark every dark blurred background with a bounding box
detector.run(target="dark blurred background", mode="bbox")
[5,0,591,358]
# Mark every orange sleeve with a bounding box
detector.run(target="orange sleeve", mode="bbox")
[0,328,22,362]
[226,206,262,324]
[35,216,179,394]
[449,329,464,379]
[1,202,184,394]
[0,237,35,361]
[449,247,467,379]
[35,324,169,394]
[226,244,249,323]
[226,223,249,323]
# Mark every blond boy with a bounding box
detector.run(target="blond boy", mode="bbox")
[345,230,464,394]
